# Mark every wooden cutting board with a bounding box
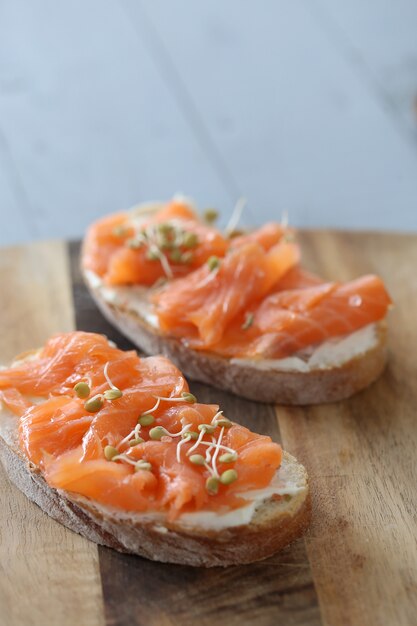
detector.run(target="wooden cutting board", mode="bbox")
[0,231,416,626]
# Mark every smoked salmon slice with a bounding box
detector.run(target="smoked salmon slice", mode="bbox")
[83,199,228,287]
[231,222,288,251]
[153,240,300,346]
[200,275,391,359]
[82,200,392,362]
[248,275,391,358]
[0,332,282,518]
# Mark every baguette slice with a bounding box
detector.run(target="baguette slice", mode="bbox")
[84,269,388,405]
[0,349,310,567]
[81,201,389,404]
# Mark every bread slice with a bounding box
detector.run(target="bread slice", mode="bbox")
[84,269,388,405]
[0,352,310,567]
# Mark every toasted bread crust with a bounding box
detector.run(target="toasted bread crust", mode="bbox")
[0,344,310,567]
[0,430,310,567]
[86,276,387,405]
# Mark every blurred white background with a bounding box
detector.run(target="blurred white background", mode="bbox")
[0,0,417,246]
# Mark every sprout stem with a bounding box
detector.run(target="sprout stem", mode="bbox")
[225,197,247,236]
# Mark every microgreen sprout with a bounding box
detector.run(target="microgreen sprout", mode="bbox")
[210,426,225,478]
[183,232,198,248]
[150,243,173,278]
[158,223,173,235]
[146,247,161,261]
[241,312,254,331]
[280,209,289,229]
[74,381,90,399]
[225,197,247,237]
[127,238,143,249]
[99,362,123,402]
[214,418,232,429]
[134,460,152,472]
[198,423,216,435]
[149,391,197,407]
[103,362,115,388]
[161,424,192,438]
[142,397,161,415]
[202,208,219,224]
[205,441,213,465]
[227,229,244,239]
[186,427,207,457]
[181,431,198,440]
[210,410,224,424]
[128,437,144,446]
[181,391,197,403]
[189,454,206,466]
[180,251,194,264]
[219,452,238,463]
[101,373,240,494]
[190,439,238,456]
[138,414,155,427]
[148,422,192,448]
[127,220,200,278]
[206,476,219,495]
[103,362,122,395]
[104,445,118,461]
[149,426,169,441]
[111,454,138,467]
[117,423,142,450]
[170,248,182,263]
[220,469,238,485]
[175,424,192,462]
[84,394,104,413]
[104,388,123,400]
[153,277,168,289]
[207,256,220,272]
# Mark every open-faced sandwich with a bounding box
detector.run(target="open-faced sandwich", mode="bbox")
[0,331,310,566]
[82,198,392,404]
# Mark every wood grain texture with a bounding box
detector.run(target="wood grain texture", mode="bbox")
[2,2,417,248]
[0,0,232,248]
[138,0,417,230]
[0,241,105,626]
[277,231,417,626]
[69,240,321,626]
[313,0,417,136]
[1,232,415,625]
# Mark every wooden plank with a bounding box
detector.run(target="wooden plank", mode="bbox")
[313,0,417,135]
[277,231,417,626]
[0,0,232,245]
[0,135,33,247]
[2,0,417,241]
[98,539,319,626]
[69,240,322,626]
[138,0,417,230]
[0,241,104,626]
[2,233,414,625]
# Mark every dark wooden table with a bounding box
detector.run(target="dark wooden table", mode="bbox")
[0,232,416,626]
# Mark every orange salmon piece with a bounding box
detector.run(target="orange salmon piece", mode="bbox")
[0,332,283,518]
[0,388,32,417]
[231,222,287,250]
[153,241,300,347]
[82,212,133,277]
[82,200,228,287]
[250,274,391,358]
